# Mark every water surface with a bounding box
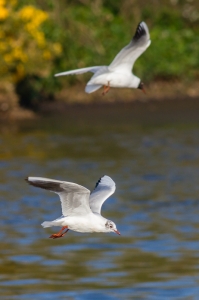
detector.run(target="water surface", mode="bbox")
[1,99,199,299]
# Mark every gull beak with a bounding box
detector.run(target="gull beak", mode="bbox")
[114,229,121,235]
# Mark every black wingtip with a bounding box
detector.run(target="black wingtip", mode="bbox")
[25,177,35,187]
[95,177,102,188]
[133,22,146,41]
[25,177,37,188]
[95,175,105,188]
[26,179,64,192]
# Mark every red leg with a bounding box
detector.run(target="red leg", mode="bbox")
[102,81,110,95]
[49,226,69,239]
[60,228,69,237]
[102,85,107,96]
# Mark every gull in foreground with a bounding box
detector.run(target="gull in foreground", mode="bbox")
[26,175,120,239]
[55,21,151,95]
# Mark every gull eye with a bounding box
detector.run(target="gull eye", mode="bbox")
[109,224,113,229]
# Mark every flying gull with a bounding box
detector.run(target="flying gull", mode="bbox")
[55,21,151,95]
[26,175,120,239]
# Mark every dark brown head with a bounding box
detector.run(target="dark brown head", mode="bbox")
[138,82,146,94]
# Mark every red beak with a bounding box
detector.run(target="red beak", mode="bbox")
[114,229,121,235]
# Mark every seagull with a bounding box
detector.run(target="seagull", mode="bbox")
[26,175,120,239]
[55,21,151,95]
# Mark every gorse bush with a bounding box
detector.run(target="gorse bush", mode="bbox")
[0,1,62,82]
[0,1,62,108]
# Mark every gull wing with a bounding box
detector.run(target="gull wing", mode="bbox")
[54,66,102,77]
[26,177,91,216]
[108,22,151,73]
[89,175,116,215]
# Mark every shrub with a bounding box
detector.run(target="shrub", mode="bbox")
[0,1,62,108]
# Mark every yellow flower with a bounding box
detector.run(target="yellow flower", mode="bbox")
[34,11,48,26]
[0,7,8,20]
[0,0,6,6]
[0,2,60,83]
[13,48,27,62]
[19,5,48,24]
[25,22,36,34]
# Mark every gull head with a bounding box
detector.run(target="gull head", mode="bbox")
[138,81,146,94]
[105,220,120,235]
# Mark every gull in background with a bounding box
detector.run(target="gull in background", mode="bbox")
[26,175,120,239]
[55,21,151,95]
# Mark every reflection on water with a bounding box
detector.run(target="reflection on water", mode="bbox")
[1,100,199,299]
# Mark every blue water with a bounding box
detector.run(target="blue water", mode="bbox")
[1,101,199,299]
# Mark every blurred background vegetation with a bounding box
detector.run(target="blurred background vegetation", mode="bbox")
[1,0,199,110]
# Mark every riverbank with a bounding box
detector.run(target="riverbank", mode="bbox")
[0,79,199,121]
[55,79,199,104]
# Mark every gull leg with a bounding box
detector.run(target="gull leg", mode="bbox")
[60,228,69,237]
[102,81,110,95]
[49,226,69,239]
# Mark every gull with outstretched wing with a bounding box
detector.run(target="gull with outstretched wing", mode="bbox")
[26,175,120,239]
[55,21,151,95]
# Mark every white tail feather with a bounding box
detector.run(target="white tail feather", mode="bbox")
[85,84,102,93]
[41,221,55,228]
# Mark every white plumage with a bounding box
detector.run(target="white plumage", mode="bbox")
[26,175,120,239]
[55,21,151,94]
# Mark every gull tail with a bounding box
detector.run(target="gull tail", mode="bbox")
[85,84,102,94]
[41,221,55,228]
[54,66,102,77]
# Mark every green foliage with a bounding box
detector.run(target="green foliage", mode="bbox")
[48,0,199,84]
[2,0,199,107]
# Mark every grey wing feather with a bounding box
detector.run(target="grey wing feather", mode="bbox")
[89,175,116,214]
[54,66,102,77]
[26,177,91,216]
[109,22,151,72]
